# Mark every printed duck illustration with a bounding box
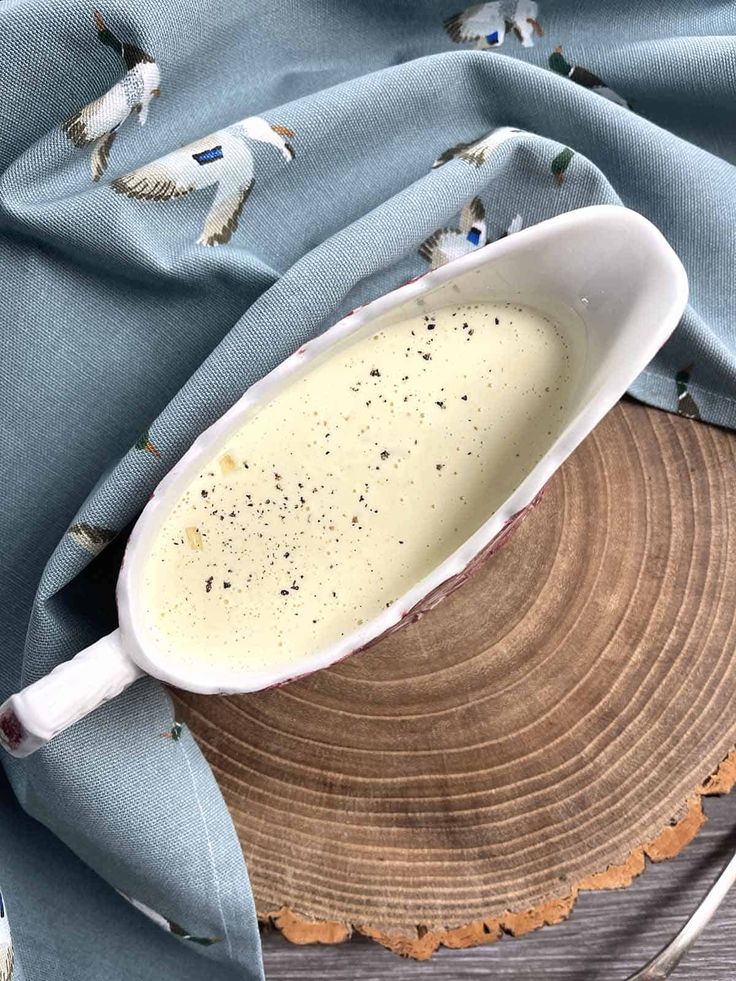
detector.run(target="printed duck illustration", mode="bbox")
[111,116,295,246]
[0,891,11,981]
[433,126,521,169]
[63,9,161,181]
[502,213,523,236]
[135,428,161,457]
[68,522,117,554]
[117,891,220,946]
[550,146,575,185]
[444,1,543,49]
[419,197,487,269]
[676,365,701,420]
[548,46,630,109]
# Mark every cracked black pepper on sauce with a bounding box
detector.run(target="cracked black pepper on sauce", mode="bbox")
[142,301,578,673]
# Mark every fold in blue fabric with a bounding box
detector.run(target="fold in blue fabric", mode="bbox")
[0,2,734,978]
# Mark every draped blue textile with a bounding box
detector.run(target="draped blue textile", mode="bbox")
[1,1,734,977]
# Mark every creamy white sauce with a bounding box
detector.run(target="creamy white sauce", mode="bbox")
[141,301,579,673]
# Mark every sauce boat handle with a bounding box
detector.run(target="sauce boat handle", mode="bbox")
[0,630,143,758]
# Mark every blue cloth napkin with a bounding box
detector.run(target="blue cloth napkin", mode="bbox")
[1,1,734,978]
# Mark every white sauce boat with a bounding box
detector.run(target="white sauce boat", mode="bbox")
[0,206,687,757]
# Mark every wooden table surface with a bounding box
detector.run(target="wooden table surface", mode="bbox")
[261,790,736,979]
[178,402,736,955]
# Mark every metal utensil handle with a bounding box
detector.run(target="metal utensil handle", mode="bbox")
[626,847,736,979]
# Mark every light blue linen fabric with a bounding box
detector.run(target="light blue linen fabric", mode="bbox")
[1,1,734,978]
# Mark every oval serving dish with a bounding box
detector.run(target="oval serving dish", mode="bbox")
[0,205,688,756]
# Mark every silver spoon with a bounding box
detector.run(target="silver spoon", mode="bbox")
[626,847,736,979]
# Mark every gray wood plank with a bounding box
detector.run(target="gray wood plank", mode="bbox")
[261,792,736,979]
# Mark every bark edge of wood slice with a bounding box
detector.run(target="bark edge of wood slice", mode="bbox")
[174,401,736,960]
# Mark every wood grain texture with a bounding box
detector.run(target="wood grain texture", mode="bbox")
[259,793,736,979]
[173,400,736,958]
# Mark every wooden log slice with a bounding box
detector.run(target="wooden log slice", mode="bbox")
[173,400,736,958]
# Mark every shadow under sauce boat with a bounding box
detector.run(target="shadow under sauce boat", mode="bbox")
[0,205,688,757]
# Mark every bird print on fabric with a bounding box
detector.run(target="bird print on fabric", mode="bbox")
[161,721,183,740]
[0,891,12,981]
[0,935,9,981]
[548,46,630,108]
[550,146,575,184]
[502,213,523,236]
[68,522,117,555]
[433,126,522,169]
[111,116,295,246]
[444,1,543,49]
[675,365,702,420]
[134,429,161,457]
[63,9,161,181]
[419,197,487,269]
[117,891,221,946]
